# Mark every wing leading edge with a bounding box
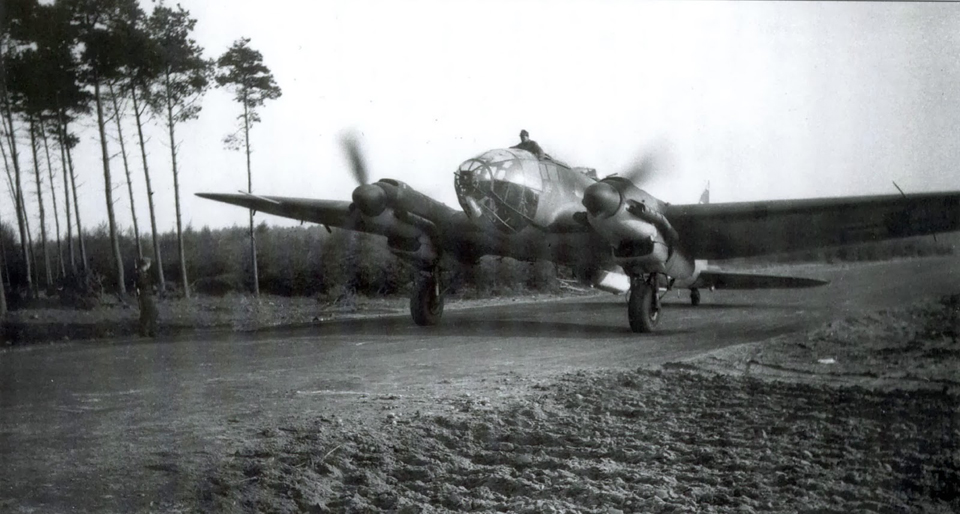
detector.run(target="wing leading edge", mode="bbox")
[196,193,358,229]
[666,192,960,260]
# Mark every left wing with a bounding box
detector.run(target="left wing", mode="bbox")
[665,192,960,260]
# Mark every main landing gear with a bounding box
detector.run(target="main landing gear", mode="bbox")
[410,269,444,326]
[628,274,661,333]
[690,288,701,306]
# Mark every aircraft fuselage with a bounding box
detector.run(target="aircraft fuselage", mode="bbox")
[452,148,696,280]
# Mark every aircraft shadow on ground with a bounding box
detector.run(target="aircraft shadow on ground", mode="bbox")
[243,298,798,340]
[293,315,696,339]
[558,300,796,311]
[116,299,788,346]
[661,302,798,310]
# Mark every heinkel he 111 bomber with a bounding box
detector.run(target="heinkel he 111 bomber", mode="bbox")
[198,132,960,333]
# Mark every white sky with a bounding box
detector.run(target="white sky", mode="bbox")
[5,0,960,233]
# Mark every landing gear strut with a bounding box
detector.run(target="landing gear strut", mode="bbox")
[628,274,661,333]
[410,269,444,326]
[690,288,701,306]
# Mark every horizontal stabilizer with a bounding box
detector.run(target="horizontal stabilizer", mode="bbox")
[695,270,828,290]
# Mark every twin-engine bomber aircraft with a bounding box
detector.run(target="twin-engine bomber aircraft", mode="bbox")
[198,135,960,333]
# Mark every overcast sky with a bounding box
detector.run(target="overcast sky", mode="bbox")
[6,1,960,233]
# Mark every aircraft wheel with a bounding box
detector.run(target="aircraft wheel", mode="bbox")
[628,281,660,333]
[690,288,701,306]
[411,275,444,326]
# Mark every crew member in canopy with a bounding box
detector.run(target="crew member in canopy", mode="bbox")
[512,129,546,159]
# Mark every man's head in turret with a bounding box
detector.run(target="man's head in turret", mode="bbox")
[519,129,529,142]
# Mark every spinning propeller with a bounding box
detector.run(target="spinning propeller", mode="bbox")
[582,142,672,219]
[340,133,448,225]
[620,141,672,187]
[342,134,389,217]
[581,141,680,245]
[342,133,370,186]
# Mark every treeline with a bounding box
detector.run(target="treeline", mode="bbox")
[0,0,281,316]
[0,222,562,307]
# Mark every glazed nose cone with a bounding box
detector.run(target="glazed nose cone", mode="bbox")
[582,181,621,218]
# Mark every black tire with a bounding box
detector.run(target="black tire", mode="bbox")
[628,282,660,333]
[690,288,701,306]
[410,276,444,326]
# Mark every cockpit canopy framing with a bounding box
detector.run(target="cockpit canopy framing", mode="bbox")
[454,149,543,233]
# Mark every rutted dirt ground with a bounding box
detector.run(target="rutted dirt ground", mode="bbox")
[197,295,960,513]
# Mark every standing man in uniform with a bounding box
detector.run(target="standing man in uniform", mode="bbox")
[135,257,159,337]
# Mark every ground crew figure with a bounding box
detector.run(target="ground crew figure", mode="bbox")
[135,258,159,337]
[512,129,546,159]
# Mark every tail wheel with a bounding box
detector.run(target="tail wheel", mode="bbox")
[690,288,701,306]
[411,274,444,326]
[628,280,660,333]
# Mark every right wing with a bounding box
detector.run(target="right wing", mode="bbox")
[196,192,483,262]
[196,193,360,229]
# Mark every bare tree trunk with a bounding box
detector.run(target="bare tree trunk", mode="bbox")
[0,221,9,292]
[1,141,12,314]
[165,71,189,298]
[108,82,142,260]
[23,198,38,296]
[29,119,53,290]
[1,95,33,297]
[56,113,75,274]
[0,207,6,317]
[93,79,126,295]
[64,119,88,272]
[0,132,25,296]
[130,85,164,290]
[39,119,65,279]
[243,97,259,296]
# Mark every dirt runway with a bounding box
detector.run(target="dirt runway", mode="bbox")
[0,257,957,512]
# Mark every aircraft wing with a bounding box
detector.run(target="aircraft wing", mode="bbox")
[692,270,828,289]
[665,192,960,259]
[196,192,482,261]
[196,193,359,229]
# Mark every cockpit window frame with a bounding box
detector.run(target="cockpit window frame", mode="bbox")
[454,151,543,233]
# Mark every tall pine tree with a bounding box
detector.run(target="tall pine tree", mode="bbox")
[216,38,281,296]
[147,3,211,298]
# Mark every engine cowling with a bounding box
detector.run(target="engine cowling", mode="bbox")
[582,177,693,278]
[353,179,452,224]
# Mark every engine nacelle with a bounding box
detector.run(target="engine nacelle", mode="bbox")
[582,177,693,279]
[388,234,439,269]
[353,179,452,224]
